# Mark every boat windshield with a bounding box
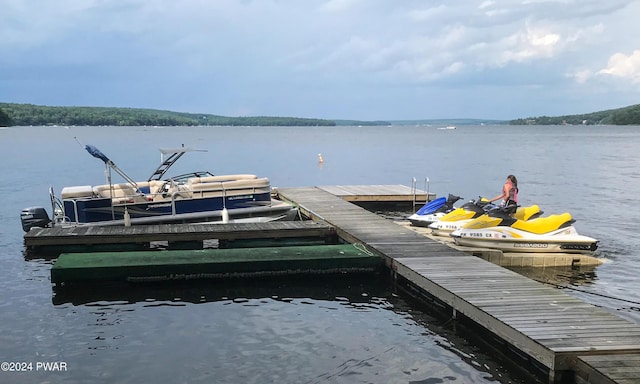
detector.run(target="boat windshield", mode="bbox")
[168,171,213,183]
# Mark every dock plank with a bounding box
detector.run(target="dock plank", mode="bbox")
[575,354,640,384]
[317,184,431,203]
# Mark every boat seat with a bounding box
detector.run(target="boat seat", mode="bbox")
[188,178,270,198]
[187,174,257,186]
[511,213,573,234]
[221,178,270,191]
[61,185,94,199]
[147,180,166,195]
[189,181,224,192]
[93,182,149,199]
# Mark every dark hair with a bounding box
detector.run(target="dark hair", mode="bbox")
[507,175,518,192]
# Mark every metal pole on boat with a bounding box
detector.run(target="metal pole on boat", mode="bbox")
[49,186,57,228]
[411,177,417,211]
[222,189,229,223]
[106,164,115,220]
[124,206,131,227]
[425,177,430,202]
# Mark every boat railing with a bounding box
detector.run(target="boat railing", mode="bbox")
[49,186,73,227]
[167,181,271,216]
[86,176,271,210]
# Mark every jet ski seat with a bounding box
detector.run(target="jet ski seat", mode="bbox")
[512,213,575,234]
[514,205,543,221]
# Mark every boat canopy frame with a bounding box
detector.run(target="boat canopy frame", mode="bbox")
[148,147,208,181]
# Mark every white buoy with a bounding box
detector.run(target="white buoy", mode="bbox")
[221,207,229,224]
[124,207,131,227]
[318,153,324,163]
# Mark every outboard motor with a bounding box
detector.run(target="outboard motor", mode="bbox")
[20,207,51,232]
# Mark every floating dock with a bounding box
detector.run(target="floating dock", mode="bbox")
[50,244,380,284]
[317,184,433,208]
[275,186,640,384]
[575,354,640,384]
[24,221,336,255]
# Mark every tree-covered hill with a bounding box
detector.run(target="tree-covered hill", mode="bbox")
[0,103,337,127]
[3,101,640,127]
[0,107,11,126]
[333,119,392,126]
[510,104,640,125]
[387,118,506,126]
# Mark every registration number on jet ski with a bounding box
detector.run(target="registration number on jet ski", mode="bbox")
[466,233,504,238]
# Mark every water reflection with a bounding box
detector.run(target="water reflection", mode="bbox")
[51,275,543,383]
[52,275,393,306]
[507,265,598,287]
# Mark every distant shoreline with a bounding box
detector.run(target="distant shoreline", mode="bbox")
[1,102,639,127]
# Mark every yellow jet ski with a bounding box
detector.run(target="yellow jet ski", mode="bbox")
[429,197,542,236]
[450,209,598,253]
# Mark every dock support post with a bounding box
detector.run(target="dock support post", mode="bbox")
[549,369,559,384]
[388,260,398,281]
[548,368,572,384]
[424,177,429,203]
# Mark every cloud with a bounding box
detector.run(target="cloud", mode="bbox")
[1,0,639,119]
[568,50,640,86]
[598,50,640,84]
[320,0,362,13]
[497,26,561,64]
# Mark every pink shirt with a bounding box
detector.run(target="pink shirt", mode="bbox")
[504,180,518,202]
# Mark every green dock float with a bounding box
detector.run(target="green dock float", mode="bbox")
[50,244,381,284]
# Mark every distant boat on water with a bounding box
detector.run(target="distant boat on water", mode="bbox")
[437,125,456,130]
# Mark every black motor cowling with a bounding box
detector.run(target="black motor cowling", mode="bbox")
[21,207,51,232]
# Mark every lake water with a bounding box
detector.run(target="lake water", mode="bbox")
[1,124,639,384]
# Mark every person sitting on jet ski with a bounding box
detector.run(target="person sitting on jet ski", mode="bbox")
[489,174,518,209]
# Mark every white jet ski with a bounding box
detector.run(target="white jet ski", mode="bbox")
[450,208,598,254]
[428,197,496,236]
[408,194,462,227]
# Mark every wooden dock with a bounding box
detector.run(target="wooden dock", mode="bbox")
[24,221,336,255]
[24,184,426,254]
[317,184,434,205]
[575,354,640,384]
[276,186,640,384]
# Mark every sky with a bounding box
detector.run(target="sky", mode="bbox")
[1,0,639,121]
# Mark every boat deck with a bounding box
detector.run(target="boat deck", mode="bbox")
[275,186,640,384]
